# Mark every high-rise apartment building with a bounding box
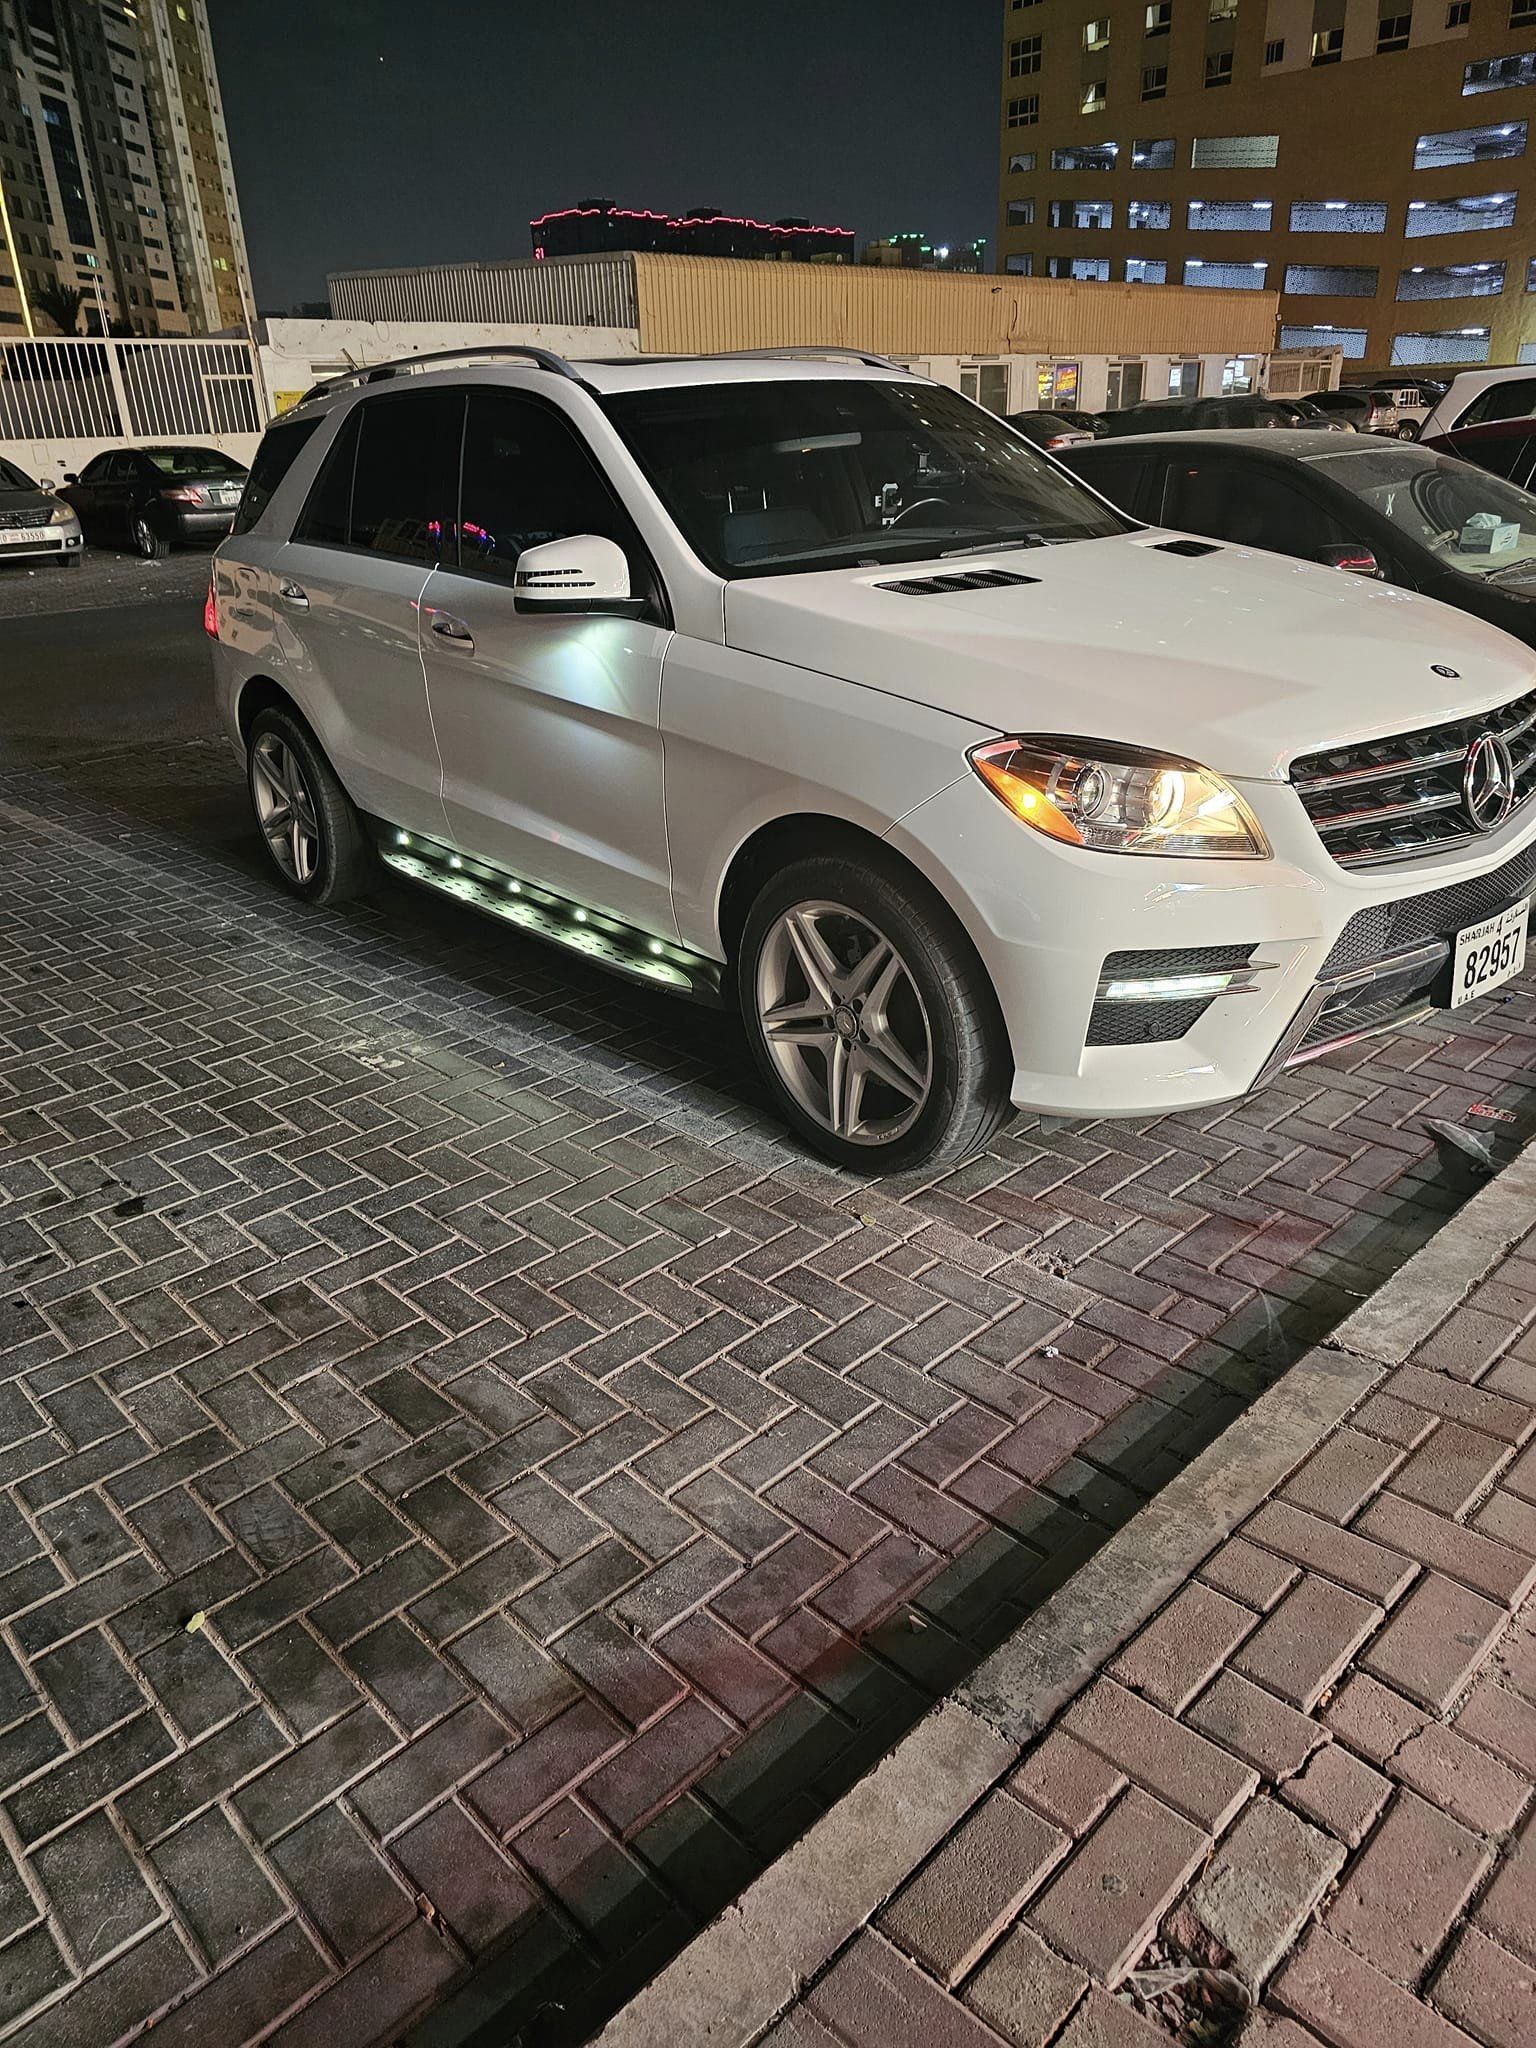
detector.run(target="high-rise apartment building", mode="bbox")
[997,0,1536,375]
[0,0,252,338]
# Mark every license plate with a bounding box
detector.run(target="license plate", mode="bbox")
[217,486,240,506]
[0,527,45,544]
[1452,898,1529,1007]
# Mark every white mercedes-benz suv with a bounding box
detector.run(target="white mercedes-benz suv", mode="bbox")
[210,347,1536,1169]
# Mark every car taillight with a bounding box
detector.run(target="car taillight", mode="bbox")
[160,485,205,504]
[203,575,218,639]
[1046,434,1073,449]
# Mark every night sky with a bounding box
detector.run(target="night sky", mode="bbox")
[205,1,999,311]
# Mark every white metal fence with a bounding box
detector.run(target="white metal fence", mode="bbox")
[0,336,266,477]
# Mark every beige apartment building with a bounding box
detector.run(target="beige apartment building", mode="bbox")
[0,0,252,337]
[997,0,1536,376]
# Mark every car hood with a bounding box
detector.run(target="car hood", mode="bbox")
[722,529,1536,781]
[0,487,53,514]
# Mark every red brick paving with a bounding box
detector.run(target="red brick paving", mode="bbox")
[763,1224,1536,2046]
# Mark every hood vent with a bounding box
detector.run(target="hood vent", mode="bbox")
[876,566,1041,596]
[1152,539,1223,558]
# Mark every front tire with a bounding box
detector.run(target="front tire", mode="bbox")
[246,707,372,905]
[737,850,1013,1171]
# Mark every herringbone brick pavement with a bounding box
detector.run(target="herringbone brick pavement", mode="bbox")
[0,739,1532,2046]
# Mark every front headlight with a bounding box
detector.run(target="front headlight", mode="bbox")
[47,500,75,525]
[969,738,1269,857]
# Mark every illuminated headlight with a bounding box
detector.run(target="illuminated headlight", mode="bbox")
[969,739,1269,857]
[47,501,76,525]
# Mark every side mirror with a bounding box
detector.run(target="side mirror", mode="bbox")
[513,534,645,616]
[39,478,56,491]
[61,473,78,486]
[1316,544,1383,578]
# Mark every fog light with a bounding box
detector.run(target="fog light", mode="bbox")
[1101,971,1242,1002]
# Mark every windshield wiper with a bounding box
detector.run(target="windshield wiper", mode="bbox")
[940,535,1049,557]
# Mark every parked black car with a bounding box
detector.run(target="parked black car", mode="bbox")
[1098,395,1306,436]
[1304,388,1401,434]
[1005,410,1096,451]
[59,445,248,558]
[0,455,82,569]
[1062,428,1536,650]
[1054,408,1110,439]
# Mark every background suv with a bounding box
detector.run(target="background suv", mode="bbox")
[211,349,1536,1171]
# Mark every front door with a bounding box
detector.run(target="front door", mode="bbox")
[271,388,459,838]
[419,385,675,935]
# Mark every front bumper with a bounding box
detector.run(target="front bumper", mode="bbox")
[0,526,80,563]
[887,773,1536,1119]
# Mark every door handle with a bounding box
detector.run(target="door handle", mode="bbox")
[278,582,309,609]
[430,613,474,649]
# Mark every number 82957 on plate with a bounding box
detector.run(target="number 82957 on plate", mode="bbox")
[1452,898,1530,1007]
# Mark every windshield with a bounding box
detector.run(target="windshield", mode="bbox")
[143,446,247,478]
[0,458,38,492]
[600,379,1131,577]
[1305,443,1536,584]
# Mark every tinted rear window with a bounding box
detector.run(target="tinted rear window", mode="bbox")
[233,415,323,535]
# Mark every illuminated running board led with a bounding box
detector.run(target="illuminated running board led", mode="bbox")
[376,830,722,1000]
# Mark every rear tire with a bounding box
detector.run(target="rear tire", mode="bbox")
[737,848,1014,1171]
[132,515,168,559]
[1396,420,1420,441]
[246,707,373,906]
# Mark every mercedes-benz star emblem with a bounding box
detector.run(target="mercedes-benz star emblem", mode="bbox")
[1463,732,1517,833]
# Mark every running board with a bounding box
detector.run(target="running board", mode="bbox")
[372,827,724,1003]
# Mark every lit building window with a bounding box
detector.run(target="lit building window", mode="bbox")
[1396,259,1507,297]
[1051,143,1119,170]
[1005,253,1034,274]
[1284,263,1381,295]
[1126,257,1167,281]
[1289,199,1389,232]
[1128,199,1172,229]
[1131,137,1176,167]
[1146,3,1173,35]
[1007,199,1035,226]
[1084,18,1111,49]
[1049,199,1114,229]
[1191,133,1279,167]
[1008,151,1038,172]
[1392,327,1491,363]
[1169,360,1202,396]
[1187,197,1273,230]
[1081,80,1108,114]
[1405,190,1518,235]
[1312,28,1344,62]
[1464,52,1536,92]
[1183,258,1269,287]
[1048,255,1111,280]
[1281,323,1369,357]
[1414,121,1526,167]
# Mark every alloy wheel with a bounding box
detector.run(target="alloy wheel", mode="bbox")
[251,731,322,885]
[755,900,934,1146]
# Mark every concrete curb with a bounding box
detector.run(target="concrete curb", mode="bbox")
[594,1138,1535,2048]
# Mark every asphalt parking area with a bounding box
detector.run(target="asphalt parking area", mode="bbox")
[1,713,1534,2047]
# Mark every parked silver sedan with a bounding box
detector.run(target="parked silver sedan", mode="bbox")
[0,456,83,569]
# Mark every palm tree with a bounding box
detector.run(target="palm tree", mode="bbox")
[33,283,85,336]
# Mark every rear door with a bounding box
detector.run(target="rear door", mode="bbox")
[271,388,461,837]
[418,384,675,932]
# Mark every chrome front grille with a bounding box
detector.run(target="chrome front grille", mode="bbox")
[1289,687,1536,868]
[0,508,51,530]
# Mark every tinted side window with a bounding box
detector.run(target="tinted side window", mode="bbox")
[80,454,114,481]
[233,414,324,535]
[1461,378,1536,428]
[348,390,464,564]
[1163,459,1342,558]
[1456,434,1530,483]
[1068,452,1152,516]
[457,389,637,585]
[294,405,362,547]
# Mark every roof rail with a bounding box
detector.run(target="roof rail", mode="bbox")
[703,346,911,373]
[295,343,594,407]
